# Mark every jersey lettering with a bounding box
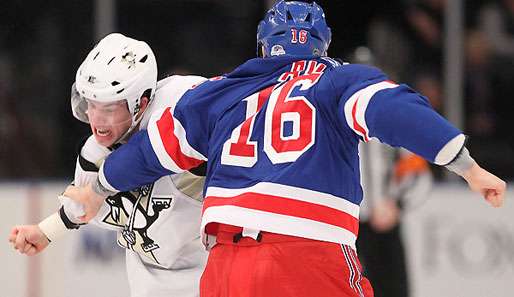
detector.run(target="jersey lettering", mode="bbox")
[279,60,326,82]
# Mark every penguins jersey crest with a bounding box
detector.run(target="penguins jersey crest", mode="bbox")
[102,182,172,264]
[92,173,204,268]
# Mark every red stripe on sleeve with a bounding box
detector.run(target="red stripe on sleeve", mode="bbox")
[156,107,204,170]
[351,95,369,142]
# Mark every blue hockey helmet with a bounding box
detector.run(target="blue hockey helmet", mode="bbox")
[257,0,332,58]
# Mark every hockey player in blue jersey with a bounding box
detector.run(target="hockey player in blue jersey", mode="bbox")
[63,1,506,296]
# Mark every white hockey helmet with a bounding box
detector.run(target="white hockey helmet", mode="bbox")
[71,33,157,135]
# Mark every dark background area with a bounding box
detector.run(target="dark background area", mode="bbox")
[1,0,512,180]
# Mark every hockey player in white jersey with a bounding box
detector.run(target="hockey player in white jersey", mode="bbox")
[9,33,208,297]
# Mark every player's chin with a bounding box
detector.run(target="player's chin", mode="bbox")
[94,132,117,147]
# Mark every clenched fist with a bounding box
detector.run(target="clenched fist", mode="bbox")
[8,225,49,256]
[461,163,507,208]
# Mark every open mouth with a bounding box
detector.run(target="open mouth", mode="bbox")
[96,128,111,137]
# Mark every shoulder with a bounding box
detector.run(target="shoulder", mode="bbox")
[154,75,207,103]
[80,135,111,168]
[141,75,208,129]
[318,63,388,100]
[326,63,386,84]
[156,75,207,90]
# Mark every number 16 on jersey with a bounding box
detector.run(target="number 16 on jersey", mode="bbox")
[221,72,323,167]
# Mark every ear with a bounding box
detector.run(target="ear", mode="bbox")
[139,96,150,112]
[134,96,150,121]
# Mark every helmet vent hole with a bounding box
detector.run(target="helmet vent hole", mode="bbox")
[285,0,314,3]
[111,81,120,86]
[286,11,293,21]
[107,57,115,65]
[272,30,286,36]
[93,52,100,60]
[139,55,148,63]
[305,13,311,22]
[116,88,125,94]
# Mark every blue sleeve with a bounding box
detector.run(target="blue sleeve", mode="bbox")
[328,64,464,164]
[102,130,174,192]
[328,64,387,92]
[100,89,210,192]
[174,90,211,157]
[365,85,463,163]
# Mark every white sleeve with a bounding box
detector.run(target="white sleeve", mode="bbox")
[140,75,208,129]
[61,136,112,225]
[74,135,111,186]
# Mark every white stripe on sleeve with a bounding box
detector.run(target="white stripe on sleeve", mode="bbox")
[343,81,398,141]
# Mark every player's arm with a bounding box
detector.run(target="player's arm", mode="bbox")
[333,65,506,207]
[9,136,114,256]
[365,86,505,207]
[64,106,208,222]
[9,195,85,256]
[451,154,505,207]
[102,106,207,191]
[62,128,178,222]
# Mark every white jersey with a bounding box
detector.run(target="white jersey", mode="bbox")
[74,75,208,297]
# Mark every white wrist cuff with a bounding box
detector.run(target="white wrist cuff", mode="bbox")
[38,212,70,242]
[434,134,466,165]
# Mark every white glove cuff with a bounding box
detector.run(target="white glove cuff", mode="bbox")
[58,195,85,223]
[38,212,70,242]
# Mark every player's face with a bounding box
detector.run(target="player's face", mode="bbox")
[86,99,132,147]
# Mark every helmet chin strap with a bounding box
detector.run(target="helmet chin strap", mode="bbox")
[114,112,143,145]
[113,93,153,145]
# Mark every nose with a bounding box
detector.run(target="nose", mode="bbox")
[88,109,109,125]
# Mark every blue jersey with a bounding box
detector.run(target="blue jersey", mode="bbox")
[99,55,464,249]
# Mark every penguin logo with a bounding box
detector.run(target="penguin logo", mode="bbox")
[102,183,172,264]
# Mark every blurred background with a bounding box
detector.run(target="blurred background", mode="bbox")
[1,0,513,296]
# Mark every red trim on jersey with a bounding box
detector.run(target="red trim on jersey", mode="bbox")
[156,107,204,170]
[203,192,359,236]
[351,95,369,142]
[279,60,307,82]
[228,85,274,157]
[305,61,327,75]
[229,117,256,157]
[257,85,274,108]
